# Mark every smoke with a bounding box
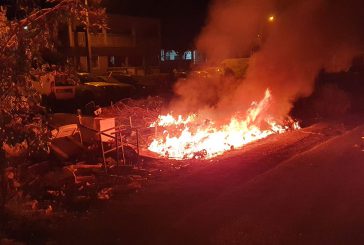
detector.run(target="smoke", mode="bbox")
[170,0,364,122]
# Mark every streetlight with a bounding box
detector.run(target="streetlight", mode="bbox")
[268,15,275,23]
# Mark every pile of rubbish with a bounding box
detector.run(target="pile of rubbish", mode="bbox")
[100,96,165,128]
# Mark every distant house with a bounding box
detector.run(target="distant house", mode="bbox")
[65,14,161,75]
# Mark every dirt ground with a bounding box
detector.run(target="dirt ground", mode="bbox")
[2,118,364,244]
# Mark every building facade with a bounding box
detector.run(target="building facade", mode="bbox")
[66,14,161,75]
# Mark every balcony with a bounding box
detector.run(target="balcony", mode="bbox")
[75,32,134,48]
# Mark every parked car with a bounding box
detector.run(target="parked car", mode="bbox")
[76,73,136,106]
[31,71,77,101]
[111,74,149,97]
[112,73,169,97]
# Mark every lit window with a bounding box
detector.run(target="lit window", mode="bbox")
[161,49,165,62]
[166,50,178,61]
[183,50,192,60]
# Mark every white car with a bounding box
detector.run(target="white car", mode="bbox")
[31,71,76,100]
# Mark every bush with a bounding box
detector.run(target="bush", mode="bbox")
[313,83,351,118]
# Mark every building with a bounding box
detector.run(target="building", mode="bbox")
[65,14,161,75]
[159,49,206,72]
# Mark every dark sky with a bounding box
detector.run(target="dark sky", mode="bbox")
[102,0,212,49]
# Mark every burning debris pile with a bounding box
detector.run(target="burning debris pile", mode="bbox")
[148,90,299,160]
[97,93,299,160]
[0,88,301,216]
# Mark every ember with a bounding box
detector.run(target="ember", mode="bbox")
[148,89,300,159]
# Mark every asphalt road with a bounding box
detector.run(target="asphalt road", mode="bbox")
[44,121,364,244]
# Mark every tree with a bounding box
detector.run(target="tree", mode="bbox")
[0,0,106,214]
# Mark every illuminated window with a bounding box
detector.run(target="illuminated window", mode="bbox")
[161,49,165,61]
[183,50,192,60]
[166,50,178,61]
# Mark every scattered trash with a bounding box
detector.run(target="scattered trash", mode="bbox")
[47,190,65,197]
[31,200,38,210]
[45,205,53,215]
[97,188,112,200]
[127,181,142,191]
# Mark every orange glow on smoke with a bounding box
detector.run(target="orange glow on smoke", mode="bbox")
[148,89,300,160]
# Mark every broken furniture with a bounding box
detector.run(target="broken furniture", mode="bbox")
[77,116,140,171]
[50,123,85,160]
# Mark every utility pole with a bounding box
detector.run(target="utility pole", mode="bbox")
[84,0,92,73]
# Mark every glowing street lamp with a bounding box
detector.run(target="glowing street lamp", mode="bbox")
[268,15,275,22]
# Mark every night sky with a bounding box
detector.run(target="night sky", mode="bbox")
[102,0,211,49]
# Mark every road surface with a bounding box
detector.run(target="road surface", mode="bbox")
[44,121,364,244]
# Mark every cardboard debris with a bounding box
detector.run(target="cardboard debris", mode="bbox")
[51,135,86,160]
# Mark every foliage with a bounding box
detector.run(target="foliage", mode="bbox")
[0,0,106,211]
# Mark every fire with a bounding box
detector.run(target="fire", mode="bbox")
[148,89,299,160]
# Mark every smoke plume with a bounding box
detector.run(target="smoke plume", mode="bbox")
[171,0,364,122]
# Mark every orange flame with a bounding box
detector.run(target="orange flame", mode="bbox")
[148,89,299,159]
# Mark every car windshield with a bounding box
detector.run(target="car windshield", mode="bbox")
[112,75,137,84]
[97,76,117,83]
[78,74,100,83]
